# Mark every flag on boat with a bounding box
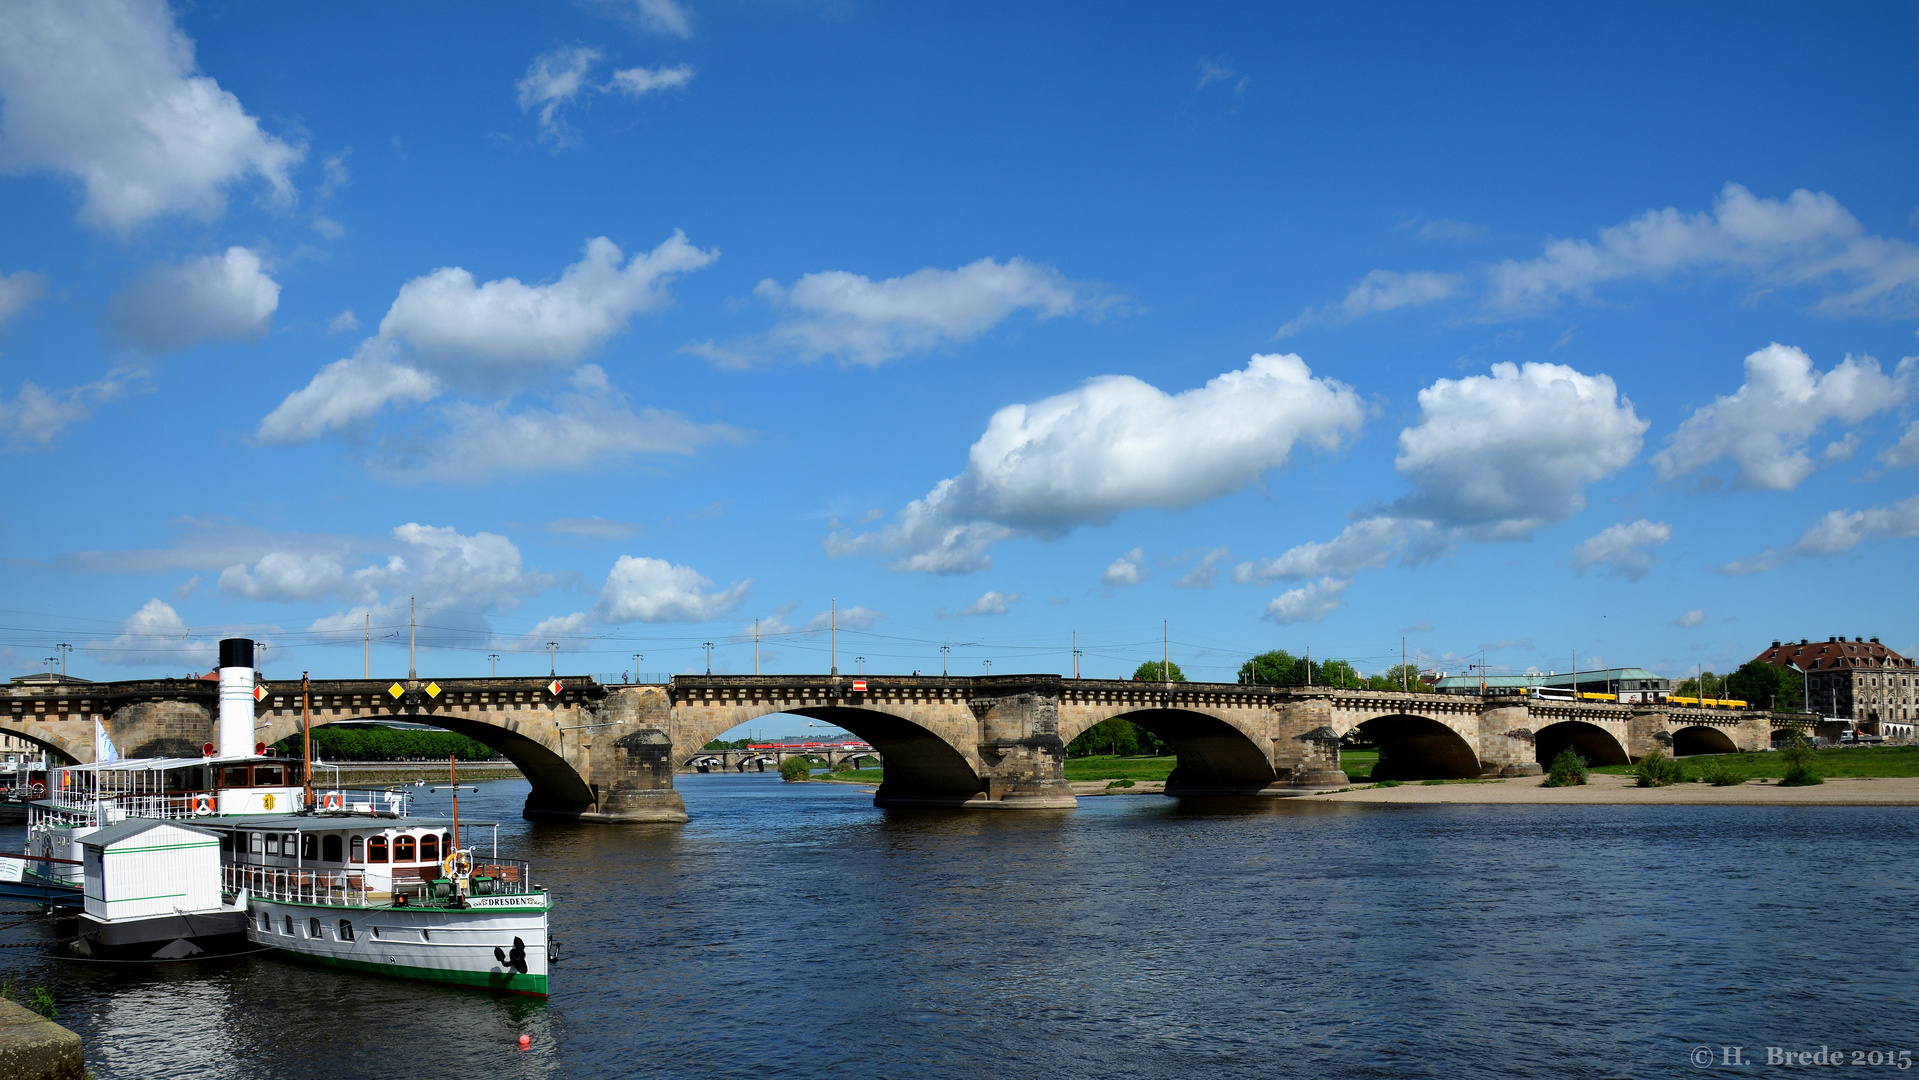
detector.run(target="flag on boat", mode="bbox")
[94,719,119,763]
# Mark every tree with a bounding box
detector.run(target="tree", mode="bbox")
[1675,671,1726,699]
[1065,717,1167,758]
[1364,663,1429,693]
[1239,650,1307,686]
[1725,661,1803,712]
[1133,660,1186,682]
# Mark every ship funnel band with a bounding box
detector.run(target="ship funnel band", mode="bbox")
[219,638,255,670]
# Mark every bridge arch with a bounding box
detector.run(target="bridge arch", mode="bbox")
[1671,725,1737,757]
[0,723,86,765]
[1356,714,1482,781]
[1533,720,1629,768]
[1063,707,1277,796]
[678,703,983,808]
[255,712,595,815]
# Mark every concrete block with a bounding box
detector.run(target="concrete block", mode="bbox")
[0,998,84,1080]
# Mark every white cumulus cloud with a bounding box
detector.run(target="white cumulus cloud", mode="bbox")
[105,247,278,354]
[1394,361,1647,540]
[256,232,717,461]
[366,365,742,484]
[1102,547,1147,587]
[1485,183,1919,318]
[89,598,214,668]
[1175,547,1230,589]
[716,257,1110,367]
[1234,517,1435,584]
[1653,343,1911,490]
[0,269,47,329]
[955,590,1017,617]
[1881,421,1919,470]
[594,555,751,623]
[1671,609,1705,629]
[517,46,602,141]
[827,353,1365,573]
[1569,519,1672,582]
[610,64,693,96]
[217,552,351,603]
[0,0,304,235]
[1263,578,1350,625]
[0,367,141,451]
[1276,270,1463,337]
[1723,494,1919,575]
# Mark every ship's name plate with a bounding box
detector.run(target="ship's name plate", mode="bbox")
[464,894,547,908]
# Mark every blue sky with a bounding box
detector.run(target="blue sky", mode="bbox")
[1,0,1914,702]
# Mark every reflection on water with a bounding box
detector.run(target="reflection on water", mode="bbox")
[2,774,1913,1078]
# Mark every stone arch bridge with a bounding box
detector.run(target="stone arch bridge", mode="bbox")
[3,674,1794,823]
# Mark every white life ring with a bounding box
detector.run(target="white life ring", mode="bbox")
[192,793,214,816]
[321,792,343,811]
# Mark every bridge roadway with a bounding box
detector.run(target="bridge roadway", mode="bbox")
[2,673,1797,824]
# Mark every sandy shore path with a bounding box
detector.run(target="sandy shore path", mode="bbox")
[1307,772,1919,806]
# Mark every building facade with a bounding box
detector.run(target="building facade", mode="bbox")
[1751,638,1917,737]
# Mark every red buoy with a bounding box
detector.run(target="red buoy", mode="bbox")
[519,1036,530,1050]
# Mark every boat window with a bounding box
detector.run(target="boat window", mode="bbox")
[301,834,318,861]
[441,831,454,854]
[283,915,294,935]
[350,836,364,863]
[257,910,269,932]
[254,764,286,786]
[249,832,262,855]
[338,920,355,942]
[323,835,343,863]
[371,925,380,939]
[420,833,439,864]
[308,917,321,939]
[222,765,250,788]
[265,833,281,856]
[367,836,388,863]
[282,833,296,855]
[394,835,416,862]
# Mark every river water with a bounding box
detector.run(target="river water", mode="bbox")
[2,774,1913,1079]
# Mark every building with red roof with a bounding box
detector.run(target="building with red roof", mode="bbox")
[1751,637,1916,737]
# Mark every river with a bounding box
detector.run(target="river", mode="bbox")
[3,774,1913,1078]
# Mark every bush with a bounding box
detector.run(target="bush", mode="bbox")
[1698,759,1743,786]
[1541,748,1589,787]
[1779,737,1824,786]
[1105,779,1134,790]
[1634,750,1685,787]
[778,756,811,782]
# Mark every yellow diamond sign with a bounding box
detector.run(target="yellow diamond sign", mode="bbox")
[425,682,442,699]
[388,683,406,699]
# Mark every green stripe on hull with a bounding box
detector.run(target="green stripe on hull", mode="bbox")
[274,947,547,997]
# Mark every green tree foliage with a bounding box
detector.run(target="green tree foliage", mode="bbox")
[1674,671,1726,698]
[1541,748,1589,787]
[1724,661,1803,711]
[271,726,500,762]
[1633,750,1685,787]
[1132,661,1186,682]
[1065,717,1168,757]
[1239,649,1308,685]
[1779,737,1823,786]
[778,756,812,782]
[1238,651,1433,692]
[703,737,754,750]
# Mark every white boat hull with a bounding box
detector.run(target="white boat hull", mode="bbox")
[244,893,550,996]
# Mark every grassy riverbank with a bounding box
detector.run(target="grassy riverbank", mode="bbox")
[1593,744,1919,782]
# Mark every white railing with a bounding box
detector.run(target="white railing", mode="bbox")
[34,786,412,826]
[225,865,371,908]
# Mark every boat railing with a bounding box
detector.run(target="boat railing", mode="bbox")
[224,864,372,908]
[465,858,535,897]
[33,785,413,826]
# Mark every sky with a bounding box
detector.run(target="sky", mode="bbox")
[1,0,1915,721]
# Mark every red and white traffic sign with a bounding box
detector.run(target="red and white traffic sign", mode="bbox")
[254,684,268,702]
[852,679,867,692]
[548,679,564,696]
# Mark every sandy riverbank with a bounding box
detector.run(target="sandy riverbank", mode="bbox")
[1307,772,1919,806]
